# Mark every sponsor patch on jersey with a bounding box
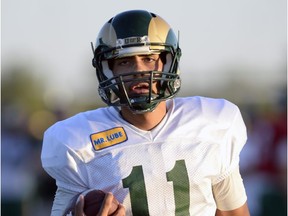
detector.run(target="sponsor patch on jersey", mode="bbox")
[90,127,127,151]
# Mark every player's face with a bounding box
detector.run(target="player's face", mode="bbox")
[110,54,164,97]
[111,54,164,73]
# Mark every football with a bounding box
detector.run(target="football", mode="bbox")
[83,189,119,216]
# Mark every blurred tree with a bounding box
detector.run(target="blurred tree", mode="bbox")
[2,65,45,113]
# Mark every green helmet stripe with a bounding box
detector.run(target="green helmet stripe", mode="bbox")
[111,10,152,39]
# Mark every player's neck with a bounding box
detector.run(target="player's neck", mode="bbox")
[121,101,167,131]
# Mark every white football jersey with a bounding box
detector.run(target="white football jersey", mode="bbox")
[41,96,247,216]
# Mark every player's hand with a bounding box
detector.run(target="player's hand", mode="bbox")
[98,193,125,216]
[74,195,85,216]
[74,192,126,216]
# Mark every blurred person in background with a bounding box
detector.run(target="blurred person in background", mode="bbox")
[1,68,64,216]
[1,103,37,215]
[240,88,287,216]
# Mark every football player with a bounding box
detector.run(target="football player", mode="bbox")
[41,10,250,216]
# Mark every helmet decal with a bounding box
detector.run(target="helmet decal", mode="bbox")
[116,36,150,47]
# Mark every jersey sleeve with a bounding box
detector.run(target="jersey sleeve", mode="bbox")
[213,102,247,185]
[41,124,89,213]
[212,166,247,211]
[51,187,80,216]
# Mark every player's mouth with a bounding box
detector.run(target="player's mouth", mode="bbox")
[129,82,150,94]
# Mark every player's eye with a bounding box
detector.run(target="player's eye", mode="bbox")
[117,59,131,66]
[142,56,157,63]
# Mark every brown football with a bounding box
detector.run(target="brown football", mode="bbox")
[84,190,119,216]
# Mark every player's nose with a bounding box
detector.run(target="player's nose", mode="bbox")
[132,60,146,72]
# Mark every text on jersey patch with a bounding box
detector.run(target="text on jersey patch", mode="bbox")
[90,127,127,150]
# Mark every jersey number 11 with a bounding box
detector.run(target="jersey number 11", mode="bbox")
[122,160,190,215]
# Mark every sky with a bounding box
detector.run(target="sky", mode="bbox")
[2,0,287,107]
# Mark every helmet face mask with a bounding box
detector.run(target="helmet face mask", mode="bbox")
[92,10,182,113]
